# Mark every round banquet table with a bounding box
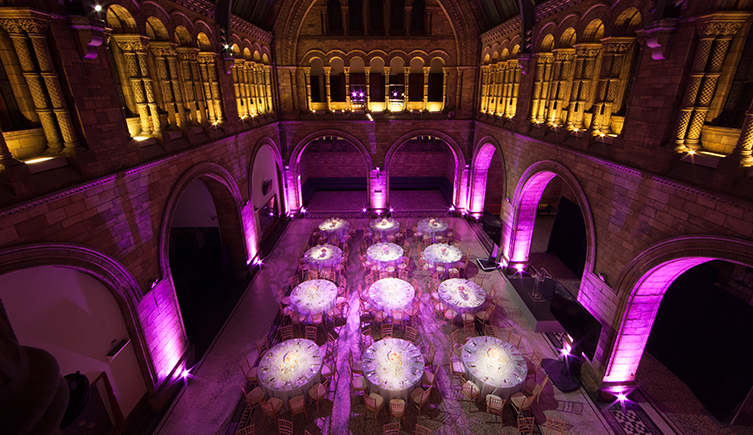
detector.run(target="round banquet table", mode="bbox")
[318,217,350,242]
[258,338,326,409]
[461,336,527,400]
[369,217,400,240]
[367,242,404,269]
[417,218,449,242]
[290,279,338,322]
[438,278,486,314]
[363,337,425,402]
[424,243,462,268]
[302,244,343,271]
[368,278,415,316]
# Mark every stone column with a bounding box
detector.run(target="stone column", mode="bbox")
[344,66,351,109]
[24,19,80,150]
[480,65,490,113]
[530,53,552,123]
[113,36,152,135]
[568,43,600,131]
[234,60,244,118]
[507,60,519,118]
[256,65,267,114]
[548,48,575,127]
[1,19,63,151]
[177,48,200,125]
[423,66,430,110]
[304,67,312,111]
[264,65,273,114]
[731,98,753,166]
[208,55,224,122]
[494,62,506,116]
[404,67,410,108]
[591,38,633,135]
[135,45,161,134]
[442,68,448,111]
[166,48,188,128]
[324,66,332,112]
[384,66,390,107]
[197,53,217,123]
[150,43,179,129]
[247,62,259,115]
[675,16,745,152]
[365,66,371,109]
[244,62,256,116]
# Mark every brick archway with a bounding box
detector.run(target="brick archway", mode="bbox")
[159,162,249,280]
[0,243,166,389]
[288,130,374,212]
[603,235,753,383]
[468,136,506,217]
[384,130,466,209]
[506,160,596,276]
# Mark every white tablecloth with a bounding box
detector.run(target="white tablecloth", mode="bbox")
[367,242,404,269]
[461,336,527,400]
[424,243,462,268]
[318,218,350,242]
[363,338,424,402]
[368,278,415,315]
[259,339,326,409]
[369,218,400,239]
[290,279,338,322]
[438,279,486,314]
[303,244,343,271]
[417,218,449,242]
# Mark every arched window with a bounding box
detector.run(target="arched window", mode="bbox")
[349,0,364,35]
[327,0,344,35]
[370,0,384,35]
[390,0,405,35]
[410,0,425,35]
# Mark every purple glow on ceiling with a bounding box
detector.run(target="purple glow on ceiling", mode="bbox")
[604,257,712,383]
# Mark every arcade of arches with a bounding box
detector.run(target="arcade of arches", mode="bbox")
[0,0,753,433]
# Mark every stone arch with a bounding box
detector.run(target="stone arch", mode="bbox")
[0,243,158,388]
[507,161,596,277]
[159,163,248,280]
[468,136,506,217]
[384,130,465,207]
[288,130,374,211]
[535,23,557,52]
[603,235,753,383]
[105,3,139,34]
[145,16,170,41]
[248,136,286,213]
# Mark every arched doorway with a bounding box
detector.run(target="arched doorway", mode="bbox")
[468,140,506,244]
[292,133,372,214]
[507,161,595,294]
[605,236,753,426]
[162,166,248,358]
[385,134,462,213]
[0,267,147,424]
[250,141,286,258]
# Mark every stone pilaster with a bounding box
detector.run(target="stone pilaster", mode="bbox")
[548,48,575,127]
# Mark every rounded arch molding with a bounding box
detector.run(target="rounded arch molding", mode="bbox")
[384,130,465,168]
[248,136,284,198]
[508,160,596,274]
[602,235,753,382]
[290,130,374,171]
[158,162,246,278]
[0,242,155,386]
[468,136,507,214]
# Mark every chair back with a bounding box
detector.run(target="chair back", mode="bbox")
[290,394,306,413]
[521,393,536,411]
[305,326,318,342]
[381,323,393,338]
[364,393,377,410]
[420,385,433,404]
[530,349,543,372]
[517,415,535,434]
[278,418,294,435]
[545,417,567,435]
[256,339,269,357]
[462,380,480,398]
[463,322,475,340]
[280,325,294,341]
[485,324,499,337]
[383,422,401,435]
[487,395,505,413]
[390,399,406,416]
[405,326,418,343]
[415,424,433,435]
[237,424,255,435]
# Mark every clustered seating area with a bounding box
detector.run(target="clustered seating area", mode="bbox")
[236,217,567,435]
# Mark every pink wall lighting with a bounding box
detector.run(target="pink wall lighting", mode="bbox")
[469,143,497,216]
[509,171,556,262]
[370,169,387,210]
[137,278,188,385]
[603,257,711,383]
[241,202,260,264]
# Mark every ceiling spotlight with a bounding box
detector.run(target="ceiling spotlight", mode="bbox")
[94,4,102,12]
